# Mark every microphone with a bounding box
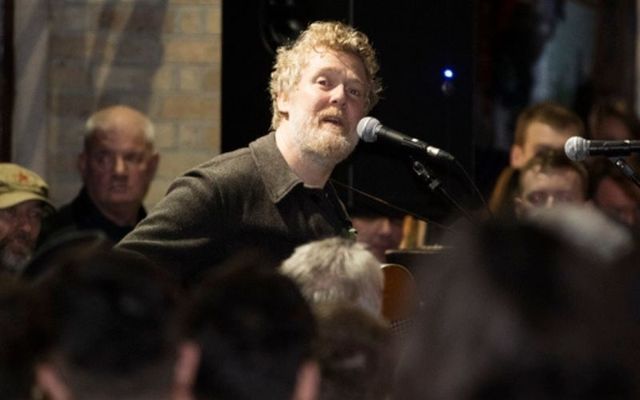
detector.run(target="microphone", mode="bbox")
[357,117,455,161]
[564,136,640,161]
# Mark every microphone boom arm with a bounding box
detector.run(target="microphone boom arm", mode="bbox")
[411,159,476,224]
[609,157,640,190]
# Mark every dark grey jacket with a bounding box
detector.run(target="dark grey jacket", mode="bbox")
[117,132,352,285]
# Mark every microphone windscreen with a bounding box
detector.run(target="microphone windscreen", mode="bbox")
[357,117,380,143]
[564,136,588,161]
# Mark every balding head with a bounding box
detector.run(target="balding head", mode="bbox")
[78,105,159,226]
[84,105,155,151]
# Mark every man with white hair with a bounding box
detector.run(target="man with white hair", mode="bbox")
[280,237,383,316]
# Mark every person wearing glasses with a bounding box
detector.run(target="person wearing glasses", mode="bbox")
[514,149,588,218]
[40,105,159,245]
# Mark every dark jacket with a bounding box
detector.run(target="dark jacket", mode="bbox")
[39,187,146,247]
[117,132,353,285]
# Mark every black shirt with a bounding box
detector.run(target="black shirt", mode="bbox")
[39,187,146,246]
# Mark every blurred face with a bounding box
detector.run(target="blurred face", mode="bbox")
[511,122,575,168]
[594,177,640,227]
[515,167,586,217]
[0,200,44,273]
[79,125,158,212]
[353,216,404,262]
[278,49,368,166]
[593,116,632,141]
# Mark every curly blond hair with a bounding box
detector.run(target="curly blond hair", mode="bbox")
[269,21,382,130]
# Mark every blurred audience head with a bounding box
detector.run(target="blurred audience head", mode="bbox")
[33,248,179,400]
[511,101,584,169]
[588,98,640,141]
[281,237,383,316]
[394,218,640,399]
[0,279,39,399]
[315,303,394,400]
[0,163,53,274]
[79,105,158,219]
[514,149,588,217]
[179,262,318,400]
[524,205,634,266]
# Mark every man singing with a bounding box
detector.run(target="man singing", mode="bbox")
[118,21,383,284]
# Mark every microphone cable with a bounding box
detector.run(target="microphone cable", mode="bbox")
[330,178,461,235]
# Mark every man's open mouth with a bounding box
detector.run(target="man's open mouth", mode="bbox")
[321,115,344,127]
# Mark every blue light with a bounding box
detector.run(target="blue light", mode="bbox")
[443,68,454,79]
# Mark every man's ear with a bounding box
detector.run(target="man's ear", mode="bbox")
[173,341,201,400]
[35,362,72,400]
[291,360,320,400]
[277,92,290,116]
[146,152,160,179]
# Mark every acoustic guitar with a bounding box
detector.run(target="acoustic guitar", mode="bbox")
[381,263,418,333]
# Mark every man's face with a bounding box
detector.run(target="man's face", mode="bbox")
[511,122,575,168]
[352,216,404,262]
[79,126,158,211]
[277,49,369,165]
[515,167,586,217]
[0,200,44,273]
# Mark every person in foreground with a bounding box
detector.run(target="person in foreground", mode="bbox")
[176,261,319,400]
[394,218,640,399]
[32,248,179,400]
[117,21,382,285]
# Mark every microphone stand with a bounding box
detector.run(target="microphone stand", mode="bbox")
[609,157,640,189]
[411,158,476,224]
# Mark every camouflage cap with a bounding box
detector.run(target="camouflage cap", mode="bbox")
[0,163,53,210]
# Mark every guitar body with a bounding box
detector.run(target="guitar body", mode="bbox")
[381,263,418,323]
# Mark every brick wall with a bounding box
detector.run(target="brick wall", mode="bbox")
[46,0,221,208]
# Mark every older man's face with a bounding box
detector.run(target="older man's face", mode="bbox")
[79,125,158,212]
[0,200,45,273]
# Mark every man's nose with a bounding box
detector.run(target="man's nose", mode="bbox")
[14,214,36,234]
[113,155,128,175]
[329,84,347,107]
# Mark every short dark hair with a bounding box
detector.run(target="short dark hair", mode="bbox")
[183,265,316,400]
[35,249,180,398]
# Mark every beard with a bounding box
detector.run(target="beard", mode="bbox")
[292,109,358,167]
[0,233,35,274]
